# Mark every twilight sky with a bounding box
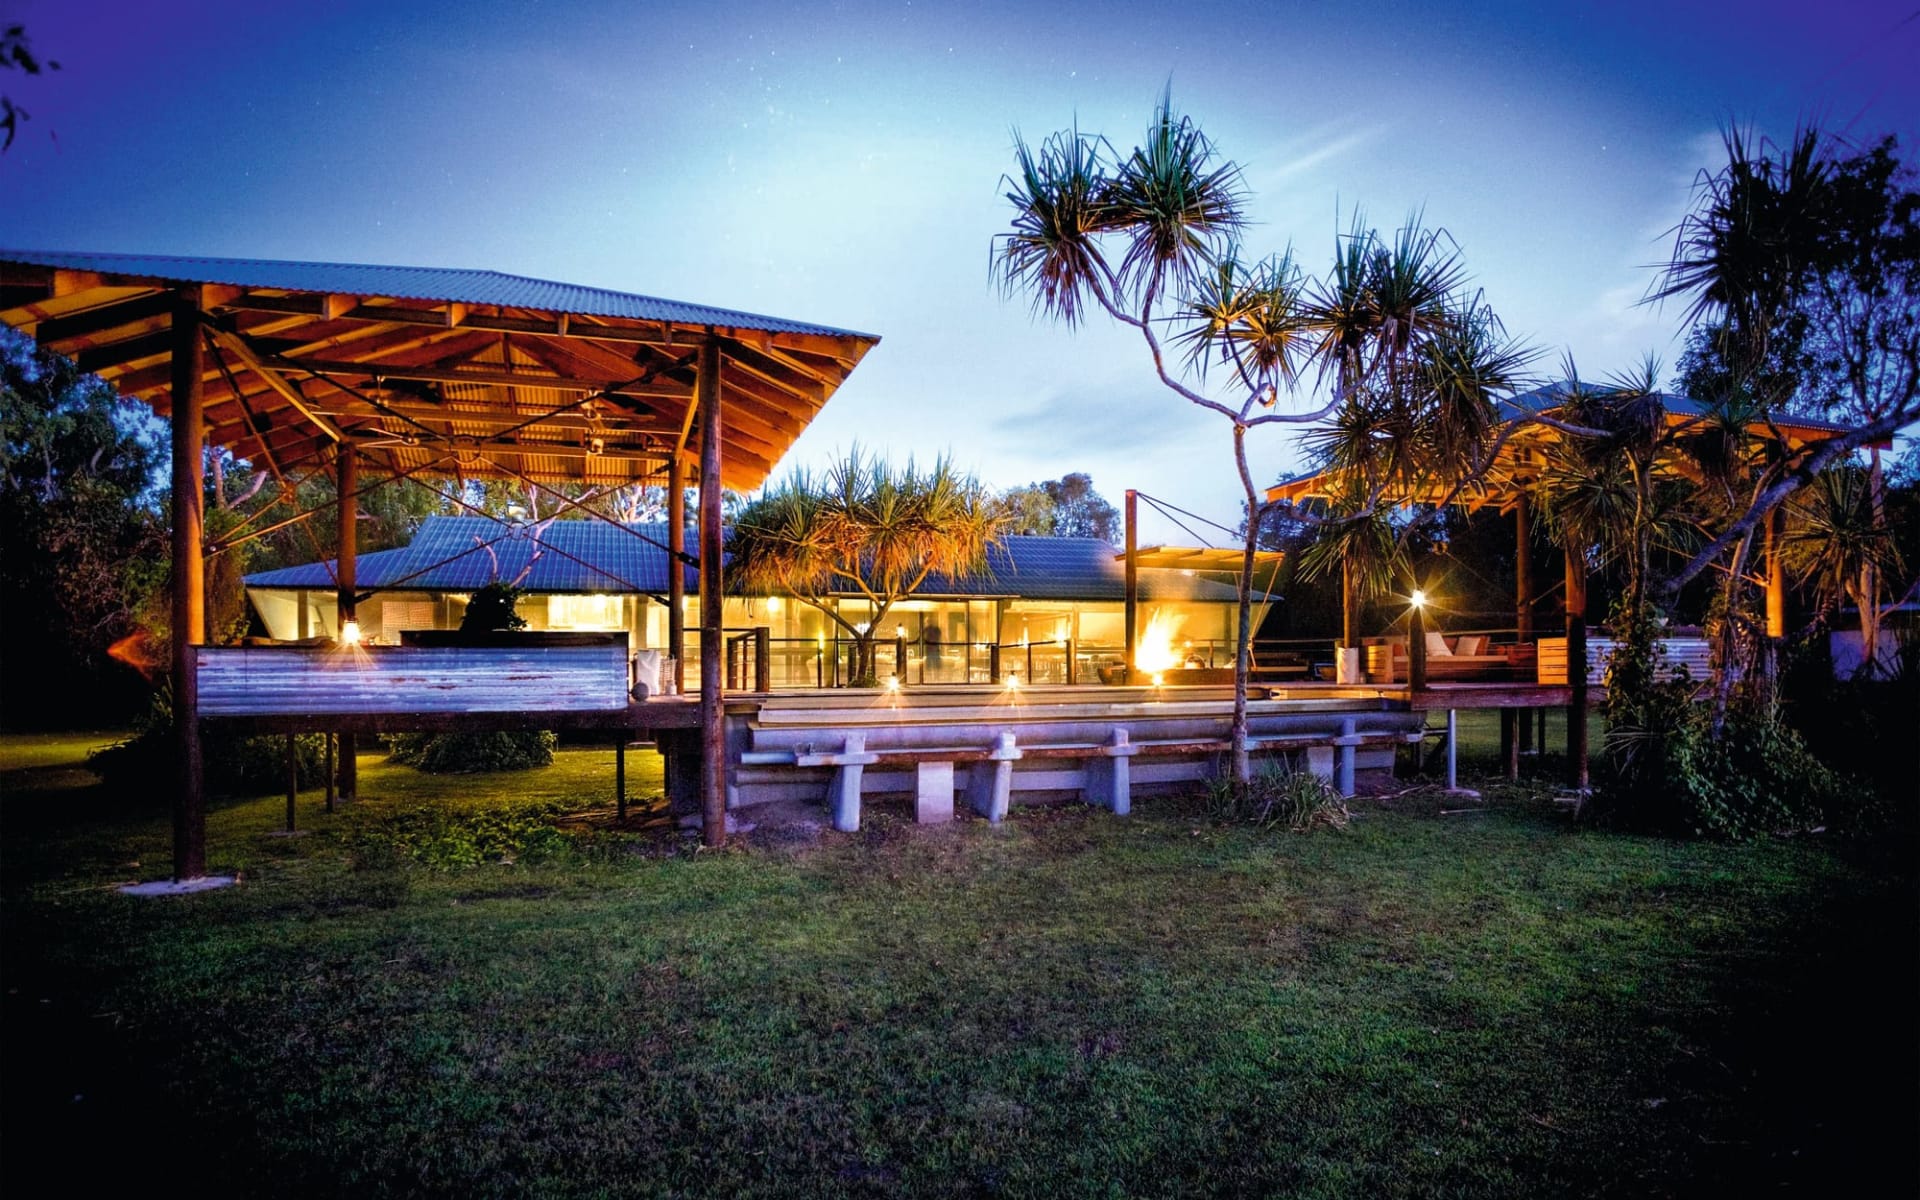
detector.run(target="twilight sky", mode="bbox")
[3,0,1915,544]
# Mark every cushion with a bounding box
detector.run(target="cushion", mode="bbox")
[1425,631,1454,657]
[1454,635,1488,656]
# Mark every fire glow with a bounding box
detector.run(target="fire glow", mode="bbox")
[1133,609,1185,674]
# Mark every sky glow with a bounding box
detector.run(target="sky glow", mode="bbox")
[3,0,1914,542]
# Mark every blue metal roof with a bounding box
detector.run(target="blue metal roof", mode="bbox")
[244,516,1247,602]
[0,249,876,340]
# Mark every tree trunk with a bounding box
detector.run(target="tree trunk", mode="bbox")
[1228,427,1258,784]
[1341,556,1356,648]
[1861,447,1886,676]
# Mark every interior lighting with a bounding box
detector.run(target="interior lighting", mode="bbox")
[341,619,362,646]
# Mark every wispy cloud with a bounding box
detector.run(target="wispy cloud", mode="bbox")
[1248,121,1389,189]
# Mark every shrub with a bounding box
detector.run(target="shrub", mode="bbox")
[89,688,333,795]
[1204,762,1349,831]
[1599,599,1851,839]
[387,730,557,774]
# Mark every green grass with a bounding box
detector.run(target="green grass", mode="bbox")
[2,731,1913,1197]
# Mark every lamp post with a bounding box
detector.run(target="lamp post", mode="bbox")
[1408,587,1427,694]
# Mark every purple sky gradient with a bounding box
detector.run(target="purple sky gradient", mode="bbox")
[3,0,1914,542]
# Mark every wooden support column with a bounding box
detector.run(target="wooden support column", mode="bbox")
[1500,709,1518,780]
[1123,489,1138,685]
[1764,505,1787,639]
[169,294,208,880]
[1515,493,1535,755]
[1408,585,1428,694]
[1566,547,1590,791]
[335,442,359,802]
[668,451,687,692]
[696,338,727,848]
[615,739,627,822]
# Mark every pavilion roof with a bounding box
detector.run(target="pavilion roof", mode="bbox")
[1266,381,1859,510]
[0,249,880,491]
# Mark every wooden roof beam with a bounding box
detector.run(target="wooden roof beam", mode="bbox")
[203,324,347,443]
[277,356,691,402]
[33,291,176,345]
[718,336,827,405]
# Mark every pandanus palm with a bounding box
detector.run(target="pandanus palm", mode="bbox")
[1784,466,1905,675]
[994,94,1323,782]
[1296,225,1528,668]
[727,448,1006,685]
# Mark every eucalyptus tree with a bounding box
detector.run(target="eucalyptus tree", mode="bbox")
[726,448,1006,685]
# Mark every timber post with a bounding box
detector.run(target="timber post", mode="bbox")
[1764,505,1787,639]
[335,441,358,802]
[1515,491,1535,761]
[668,451,686,693]
[1123,489,1138,684]
[170,291,207,880]
[697,337,727,847]
[1408,587,1427,696]
[1566,546,1590,791]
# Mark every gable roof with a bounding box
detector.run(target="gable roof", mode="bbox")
[243,516,1249,602]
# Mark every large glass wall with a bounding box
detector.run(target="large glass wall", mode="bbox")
[247,587,1252,688]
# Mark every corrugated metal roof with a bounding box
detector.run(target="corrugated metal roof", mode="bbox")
[0,249,876,340]
[1499,382,1855,434]
[245,517,1248,602]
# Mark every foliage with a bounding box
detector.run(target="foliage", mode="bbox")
[1598,599,1850,840]
[459,580,530,633]
[1202,762,1349,831]
[1647,125,1920,612]
[88,698,332,796]
[0,23,58,154]
[727,446,1005,684]
[998,472,1122,543]
[1294,484,1404,646]
[1782,464,1905,626]
[387,729,557,774]
[0,330,168,726]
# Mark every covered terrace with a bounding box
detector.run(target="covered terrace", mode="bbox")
[1266,382,1859,787]
[0,249,879,874]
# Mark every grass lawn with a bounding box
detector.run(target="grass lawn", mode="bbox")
[2,730,1914,1197]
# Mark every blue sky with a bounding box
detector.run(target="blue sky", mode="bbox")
[3,0,1915,543]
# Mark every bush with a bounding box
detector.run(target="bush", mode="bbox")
[387,730,557,774]
[1599,600,1851,839]
[1203,762,1349,831]
[89,701,331,795]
